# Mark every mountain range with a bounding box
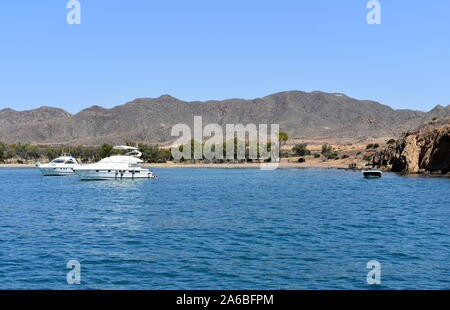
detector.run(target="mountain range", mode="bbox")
[1,91,449,145]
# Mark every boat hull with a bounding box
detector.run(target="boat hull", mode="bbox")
[363,171,382,178]
[74,169,154,180]
[39,167,76,176]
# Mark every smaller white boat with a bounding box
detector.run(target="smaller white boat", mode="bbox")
[362,168,382,178]
[36,155,79,176]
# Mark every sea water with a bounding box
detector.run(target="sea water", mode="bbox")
[0,168,449,289]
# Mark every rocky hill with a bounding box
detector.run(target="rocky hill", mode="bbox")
[373,116,450,174]
[0,91,449,145]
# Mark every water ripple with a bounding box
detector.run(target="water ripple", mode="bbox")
[0,168,449,289]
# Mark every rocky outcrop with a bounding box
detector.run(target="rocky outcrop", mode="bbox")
[373,117,450,174]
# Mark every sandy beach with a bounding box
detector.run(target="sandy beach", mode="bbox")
[143,161,352,169]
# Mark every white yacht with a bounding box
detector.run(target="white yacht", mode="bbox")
[36,155,79,176]
[73,146,156,180]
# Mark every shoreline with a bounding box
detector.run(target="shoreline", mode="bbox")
[1,163,448,176]
[0,164,37,168]
[143,162,350,169]
[0,162,350,169]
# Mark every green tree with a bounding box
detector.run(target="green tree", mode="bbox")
[157,148,172,162]
[0,142,5,162]
[292,143,311,156]
[178,139,203,162]
[100,143,113,158]
[321,144,340,160]
[321,144,333,156]
[278,132,288,145]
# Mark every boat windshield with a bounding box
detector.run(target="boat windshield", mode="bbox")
[128,163,142,168]
[51,159,65,164]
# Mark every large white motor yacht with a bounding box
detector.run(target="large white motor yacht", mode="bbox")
[36,155,79,176]
[73,146,156,180]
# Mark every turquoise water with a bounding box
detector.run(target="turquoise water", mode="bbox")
[0,168,449,289]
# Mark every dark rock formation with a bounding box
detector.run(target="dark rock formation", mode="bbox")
[373,116,450,174]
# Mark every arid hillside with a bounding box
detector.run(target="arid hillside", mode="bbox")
[1,91,449,145]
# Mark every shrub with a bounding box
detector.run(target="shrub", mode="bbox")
[386,139,396,144]
[326,151,339,160]
[292,143,311,156]
[321,144,333,156]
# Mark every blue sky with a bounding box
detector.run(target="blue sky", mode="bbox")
[0,0,449,113]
